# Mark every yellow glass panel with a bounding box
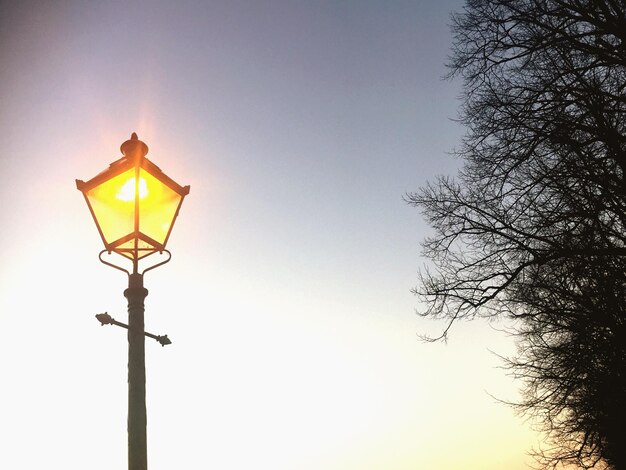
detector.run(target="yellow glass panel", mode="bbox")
[116,239,157,259]
[115,239,137,259]
[86,169,136,244]
[137,168,182,245]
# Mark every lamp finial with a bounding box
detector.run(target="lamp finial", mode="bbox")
[120,133,148,158]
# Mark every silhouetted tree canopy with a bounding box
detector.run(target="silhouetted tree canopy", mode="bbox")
[407,1,626,468]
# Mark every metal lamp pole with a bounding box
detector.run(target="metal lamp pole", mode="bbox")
[95,259,173,470]
[126,272,149,470]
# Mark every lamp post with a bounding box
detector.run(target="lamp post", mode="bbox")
[76,133,190,470]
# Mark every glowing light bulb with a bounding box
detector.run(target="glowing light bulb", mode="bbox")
[116,177,148,201]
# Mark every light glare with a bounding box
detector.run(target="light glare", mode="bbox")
[117,177,148,201]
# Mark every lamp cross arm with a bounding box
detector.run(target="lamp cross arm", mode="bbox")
[95,312,172,346]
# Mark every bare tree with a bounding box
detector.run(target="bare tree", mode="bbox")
[407,1,626,468]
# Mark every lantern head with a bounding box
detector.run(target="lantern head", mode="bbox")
[76,133,190,262]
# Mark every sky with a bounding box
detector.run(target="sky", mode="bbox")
[0,1,544,469]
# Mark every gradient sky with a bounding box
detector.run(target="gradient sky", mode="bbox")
[0,1,543,469]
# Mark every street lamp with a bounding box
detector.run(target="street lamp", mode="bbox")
[76,133,190,470]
